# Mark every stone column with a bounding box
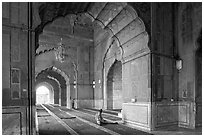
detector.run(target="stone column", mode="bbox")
[66,84,71,109]
[103,68,108,109]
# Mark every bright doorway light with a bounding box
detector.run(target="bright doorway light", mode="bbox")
[36,85,50,104]
[36,86,49,95]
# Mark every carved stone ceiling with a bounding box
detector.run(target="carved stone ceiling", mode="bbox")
[37,2,91,32]
[36,2,95,53]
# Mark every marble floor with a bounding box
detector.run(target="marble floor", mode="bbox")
[36,104,202,135]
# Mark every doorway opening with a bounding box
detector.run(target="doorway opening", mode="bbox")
[36,85,54,105]
[107,60,122,111]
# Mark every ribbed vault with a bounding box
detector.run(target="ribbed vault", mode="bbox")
[34,2,149,50]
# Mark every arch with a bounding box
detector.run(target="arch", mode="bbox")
[47,75,61,105]
[92,3,148,109]
[88,4,148,64]
[36,66,69,86]
[34,2,148,83]
[52,66,70,85]
[35,76,61,105]
[36,66,72,108]
[34,3,149,51]
[34,2,149,110]
[106,60,122,110]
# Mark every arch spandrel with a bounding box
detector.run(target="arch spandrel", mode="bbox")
[93,3,149,68]
[87,2,107,19]
[35,51,56,76]
[115,18,146,45]
[107,6,137,35]
[104,58,119,78]
[32,3,42,30]
[96,2,127,27]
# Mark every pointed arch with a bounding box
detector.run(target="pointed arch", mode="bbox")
[36,66,71,108]
[106,60,122,109]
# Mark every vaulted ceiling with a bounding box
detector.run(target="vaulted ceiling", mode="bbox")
[36,2,92,33]
[35,2,150,86]
[35,2,151,49]
[36,2,151,33]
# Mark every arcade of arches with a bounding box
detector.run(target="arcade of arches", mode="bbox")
[2,2,202,134]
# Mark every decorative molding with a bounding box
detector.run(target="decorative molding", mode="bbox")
[35,47,55,56]
[178,103,190,126]
[122,48,150,64]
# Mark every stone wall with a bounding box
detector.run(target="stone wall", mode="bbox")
[152,3,176,102]
[177,3,202,102]
[151,2,202,129]
[2,2,35,134]
[2,3,30,106]
[177,3,202,128]
[93,23,112,108]
[123,54,151,103]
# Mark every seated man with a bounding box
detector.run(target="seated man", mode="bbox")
[95,109,106,125]
[95,109,117,126]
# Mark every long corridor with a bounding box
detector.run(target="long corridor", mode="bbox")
[36,104,152,135]
[36,104,202,135]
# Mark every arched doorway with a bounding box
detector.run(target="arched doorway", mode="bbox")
[35,67,70,107]
[107,60,122,110]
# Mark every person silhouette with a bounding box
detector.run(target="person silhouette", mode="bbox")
[95,109,118,126]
